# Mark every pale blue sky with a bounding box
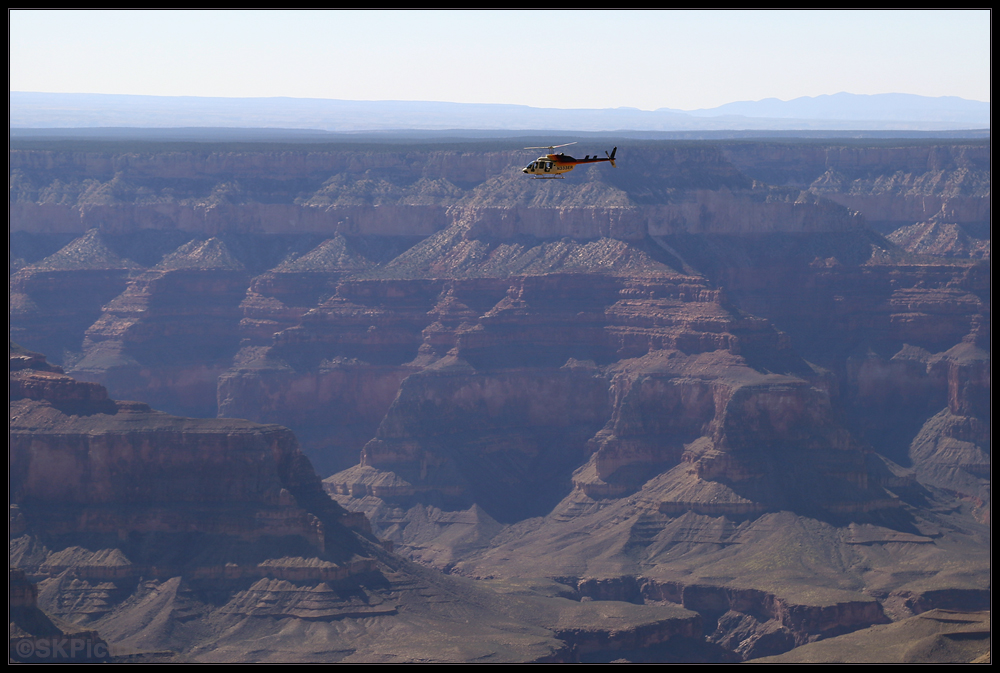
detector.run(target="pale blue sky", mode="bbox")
[9,10,990,111]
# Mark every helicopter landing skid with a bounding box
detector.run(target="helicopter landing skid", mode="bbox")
[532,175,565,180]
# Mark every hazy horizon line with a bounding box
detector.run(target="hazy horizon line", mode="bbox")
[10,90,990,112]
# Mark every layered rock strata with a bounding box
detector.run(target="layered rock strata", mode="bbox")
[10,139,990,662]
[9,568,112,663]
[721,141,990,228]
[10,346,369,577]
[66,238,250,416]
[11,345,720,662]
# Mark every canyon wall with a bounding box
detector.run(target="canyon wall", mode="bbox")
[10,138,990,661]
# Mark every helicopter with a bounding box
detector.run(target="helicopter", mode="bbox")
[521,143,617,179]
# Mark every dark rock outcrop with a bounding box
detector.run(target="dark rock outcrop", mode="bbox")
[9,568,112,663]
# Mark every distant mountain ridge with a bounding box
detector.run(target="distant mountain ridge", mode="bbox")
[681,92,989,123]
[9,91,989,132]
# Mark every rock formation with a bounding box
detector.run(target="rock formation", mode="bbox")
[9,568,112,663]
[9,137,990,661]
[10,343,366,567]
[9,344,717,662]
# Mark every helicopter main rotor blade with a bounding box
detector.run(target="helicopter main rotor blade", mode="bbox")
[524,142,578,150]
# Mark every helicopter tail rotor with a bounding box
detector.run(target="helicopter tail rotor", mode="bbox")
[606,147,617,168]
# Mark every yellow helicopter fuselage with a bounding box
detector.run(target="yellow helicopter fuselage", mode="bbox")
[522,148,616,179]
